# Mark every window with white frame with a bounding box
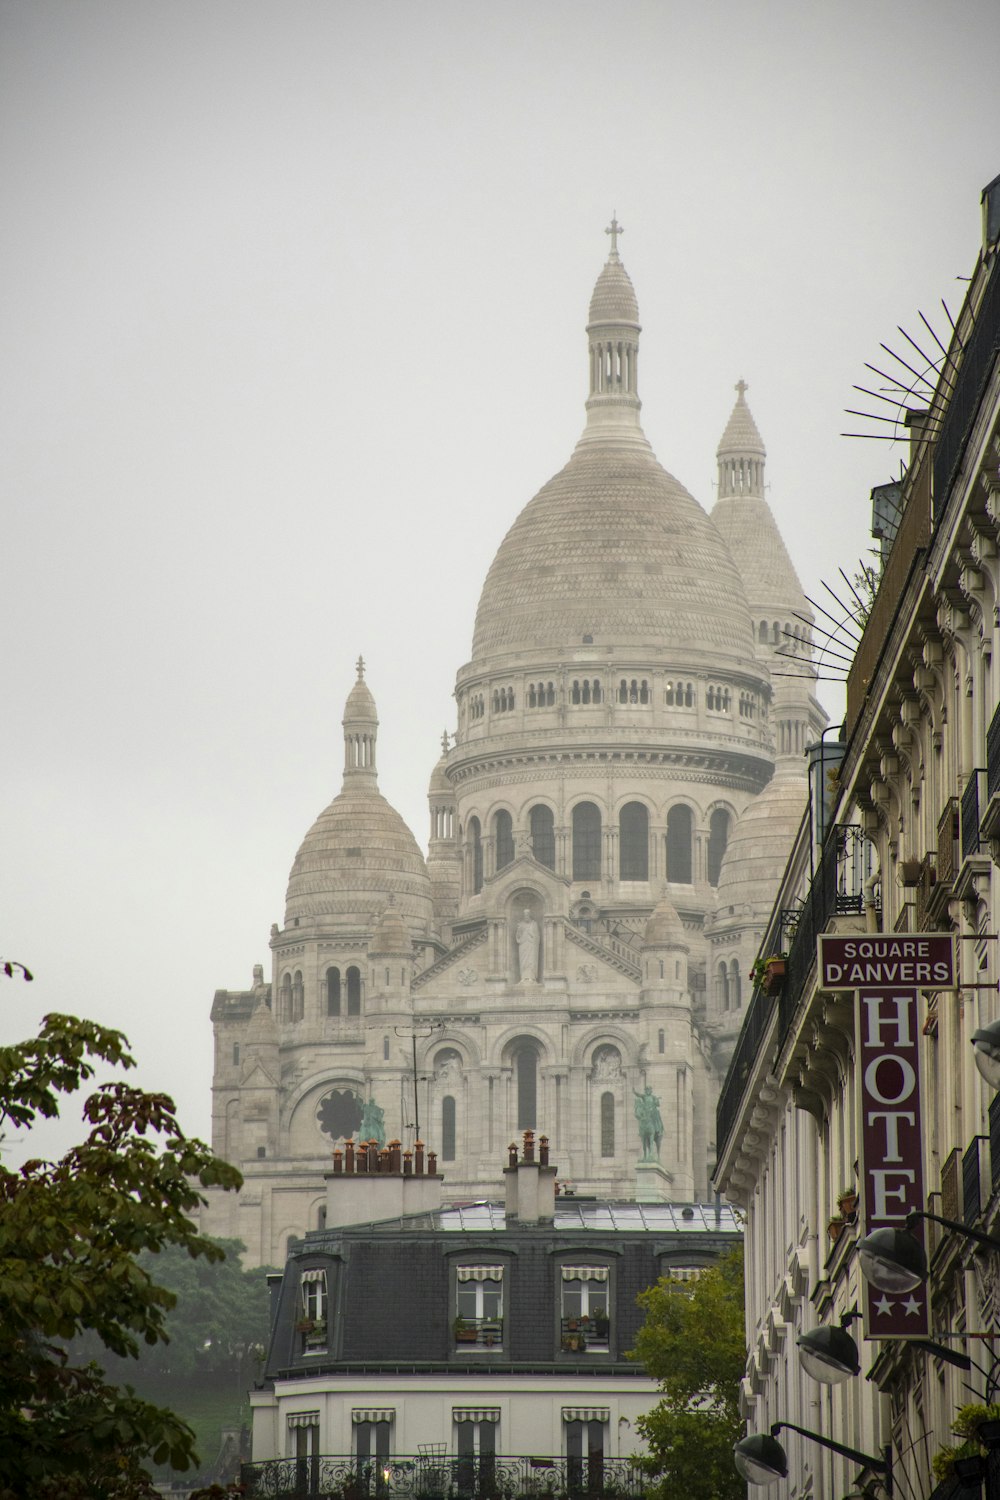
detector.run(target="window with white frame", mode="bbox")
[560,1265,610,1352]
[454,1407,498,1457]
[299,1268,328,1350]
[454,1265,503,1348]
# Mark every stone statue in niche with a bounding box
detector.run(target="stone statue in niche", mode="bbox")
[633,1085,664,1162]
[359,1095,386,1149]
[515,909,540,982]
[435,1050,462,1083]
[591,1045,622,1081]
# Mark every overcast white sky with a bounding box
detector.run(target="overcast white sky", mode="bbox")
[3,0,999,1163]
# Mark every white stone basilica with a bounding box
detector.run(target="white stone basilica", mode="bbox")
[202,227,826,1266]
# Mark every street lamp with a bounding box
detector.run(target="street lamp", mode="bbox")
[972,1019,1000,1089]
[858,1211,1000,1293]
[734,1422,891,1491]
[797,1323,861,1384]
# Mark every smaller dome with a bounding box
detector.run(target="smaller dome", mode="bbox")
[643,891,688,948]
[429,733,451,795]
[588,255,639,325]
[714,771,809,912]
[344,677,377,723]
[717,381,766,459]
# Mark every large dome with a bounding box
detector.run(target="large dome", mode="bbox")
[714,768,810,910]
[471,441,755,664]
[284,784,433,933]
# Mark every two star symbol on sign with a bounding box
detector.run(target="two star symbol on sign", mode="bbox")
[873,1294,923,1317]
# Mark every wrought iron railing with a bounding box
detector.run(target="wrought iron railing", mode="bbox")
[560,1317,609,1353]
[963,1136,989,1228]
[941,1147,962,1222]
[453,1318,503,1349]
[240,1454,648,1500]
[961,769,987,860]
[937,798,960,888]
[715,824,879,1161]
[989,701,1000,806]
[933,253,1000,517]
[990,1095,1000,1196]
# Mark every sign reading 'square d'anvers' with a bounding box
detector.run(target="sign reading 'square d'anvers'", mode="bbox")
[818,934,955,1339]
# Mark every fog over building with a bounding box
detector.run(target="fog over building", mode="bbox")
[202,226,825,1266]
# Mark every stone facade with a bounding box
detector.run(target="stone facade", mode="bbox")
[202,228,825,1266]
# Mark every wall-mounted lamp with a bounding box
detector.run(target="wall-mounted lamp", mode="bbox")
[797,1323,861,1385]
[858,1210,1000,1293]
[972,1019,1000,1089]
[734,1421,890,1492]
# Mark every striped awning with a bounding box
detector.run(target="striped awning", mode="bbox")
[561,1266,608,1282]
[562,1408,609,1423]
[287,1411,320,1429]
[353,1409,395,1424]
[453,1408,500,1424]
[457,1265,503,1282]
[300,1269,327,1284]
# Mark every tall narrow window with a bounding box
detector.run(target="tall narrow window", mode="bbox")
[494,809,514,870]
[707,809,730,887]
[666,805,693,884]
[455,1414,497,1497]
[354,1416,392,1463]
[572,802,602,881]
[600,1092,615,1157]
[442,1096,456,1161]
[470,817,483,894]
[326,967,341,1016]
[292,970,304,1021]
[346,966,361,1015]
[619,802,649,880]
[280,972,292,1021]
[299,1269,328,1352]
[455,1266,504,1348]
[514,1042,538,1129]
[530,804,555,868]
[729,959,741,1008]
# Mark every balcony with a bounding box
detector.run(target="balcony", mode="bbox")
[240,1454,647,1500]
[955,769,991,901]
[453,1318,503,1350]
[982,700,1000,838]
[560,1317,610,1354]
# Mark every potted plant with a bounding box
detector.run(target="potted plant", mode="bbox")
[827,1214,846,1243]
[453,1315,479,1343]
[837,1187,859,1220]
[593,1313,610,1341]
[750,953,787,993]
[295,1317,315,1332]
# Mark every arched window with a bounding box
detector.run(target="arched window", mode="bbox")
[292,970,304,1021]
[619,802,649,881]
[572,802,602,881]
[529,805,555,869]
[280,972,292,1022]
[707,809,731,887]
[729,959,741,1009]
[442,1096,456,1161]
[470,817,483,894]
[494,810,514,871]
[666,805,693,884]
[600,1092,615,1157]
[718,961,730,1010]
[346,966,361,1015]
[513,1042,538,1130]
[326,967,341,1017]
[658,1028,665,1054]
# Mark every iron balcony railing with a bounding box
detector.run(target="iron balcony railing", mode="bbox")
[715,824,878,1161]
[453,1317,503,1350]
[990,1094,1000,1196]
[961,769,987,861]
[963,1136,989,1228]
[933,252,1000,517]
[988,701,1000,805]
[937,797,960,888]
[240,1454,647,1500]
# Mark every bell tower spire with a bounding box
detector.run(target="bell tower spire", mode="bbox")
[577,216,649,450]
[342,655,379,788]
[716,379,766,498]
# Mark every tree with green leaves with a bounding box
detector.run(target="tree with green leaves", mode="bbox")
[630,1246,747,1500]
[0,992,243,1500]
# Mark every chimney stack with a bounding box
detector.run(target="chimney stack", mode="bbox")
[503,1130,557,1225]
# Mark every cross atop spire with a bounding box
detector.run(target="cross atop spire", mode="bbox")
[605,214,624,256]
[441,730,450,754]
[356,654,365,680]
[735,379,748,399]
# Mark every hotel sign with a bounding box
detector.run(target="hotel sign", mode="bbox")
[818,934,955,1339]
